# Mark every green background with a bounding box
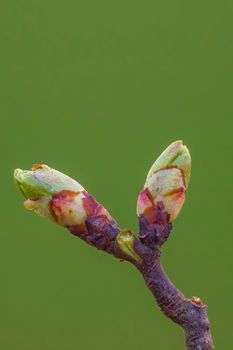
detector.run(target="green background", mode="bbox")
[0,1,232,349]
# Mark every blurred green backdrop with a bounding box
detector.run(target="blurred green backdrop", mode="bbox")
[0,1,232,349]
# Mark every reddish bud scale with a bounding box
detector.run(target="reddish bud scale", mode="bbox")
[50,190,120,253]
[137,189,172,247]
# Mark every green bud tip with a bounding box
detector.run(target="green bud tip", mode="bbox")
[146,140,191,186]
[14,164,85,223]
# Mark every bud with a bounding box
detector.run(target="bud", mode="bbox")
[137,141,191,222]
[14,164,109,226]
[116,229,142,263]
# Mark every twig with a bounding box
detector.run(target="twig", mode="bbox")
[14,141,214,349]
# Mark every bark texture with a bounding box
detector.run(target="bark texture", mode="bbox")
[66,210,214,350]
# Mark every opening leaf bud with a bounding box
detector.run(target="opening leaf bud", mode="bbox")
[14,164,105,226]
[137,141,191,222]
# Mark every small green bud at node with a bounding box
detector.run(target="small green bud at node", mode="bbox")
[116,229,142,263]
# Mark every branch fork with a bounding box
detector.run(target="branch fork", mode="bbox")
[14,141,214,350]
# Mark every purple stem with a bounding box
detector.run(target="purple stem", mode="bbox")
[66,212,214,350]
